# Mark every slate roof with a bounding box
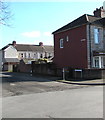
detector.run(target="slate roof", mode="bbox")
[52,14,101,34]
[1,44,11,51]
[15,44,54,52]
[92,17,105,27]
[1,44,54,53]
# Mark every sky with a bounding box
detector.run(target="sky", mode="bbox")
[0,1,104,49]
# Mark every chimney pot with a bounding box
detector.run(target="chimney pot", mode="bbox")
[93,6,105,18]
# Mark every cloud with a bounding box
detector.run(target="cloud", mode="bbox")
[43,32,51,37]
[21,31,41,38]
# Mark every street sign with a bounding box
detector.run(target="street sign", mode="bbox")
[74,69,83,79]
[74,69,82,72]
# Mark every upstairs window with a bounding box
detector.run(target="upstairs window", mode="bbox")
[28,53,31,58]
[66,36,69,42]
[21,53,23,58]
[60,39,64,48]
[94,28,100,44]
[24,53,26,58]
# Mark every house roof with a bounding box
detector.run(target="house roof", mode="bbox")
[1,44,54,53]
[1,44,11,51]
[15,44,54,52]
[52,14,101,34]
[92,17,105,27]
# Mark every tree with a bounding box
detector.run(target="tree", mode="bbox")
[0,0,13,26]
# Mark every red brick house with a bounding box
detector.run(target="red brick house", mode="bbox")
[52,7,105,77]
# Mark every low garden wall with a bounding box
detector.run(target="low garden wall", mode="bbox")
[72,68,105,79]
[32,62,62,77]
[17,60,105,79]
[13,60,31,73]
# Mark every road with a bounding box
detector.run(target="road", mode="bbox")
[0,72,104,118]
[1,72,86,97]
[2,86,103,118]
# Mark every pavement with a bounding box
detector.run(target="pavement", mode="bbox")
[57,78,105,85]
[33,74,105,85]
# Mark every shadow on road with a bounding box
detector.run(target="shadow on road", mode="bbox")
[1,72,61,83]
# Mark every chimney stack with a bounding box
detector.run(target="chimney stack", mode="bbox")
[39,42,43,46]
[12,41,16,47]
[93,6,105,18]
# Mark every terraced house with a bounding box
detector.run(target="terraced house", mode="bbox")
[53,7,105,70]
[1,41,54,71]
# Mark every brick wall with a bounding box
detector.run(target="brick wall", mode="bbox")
[17,60,31,73]
[32,62,105,79]
[32,62,62,76]
[72,69,105,79]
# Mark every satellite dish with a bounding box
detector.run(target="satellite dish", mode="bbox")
[103,1,105,10]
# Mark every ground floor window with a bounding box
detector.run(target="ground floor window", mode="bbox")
[93,56,104,68]
[94,57,99,68]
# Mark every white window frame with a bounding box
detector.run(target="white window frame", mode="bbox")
[93,56,103,68]
[24,53,26,58]
[66,36,69,42]
[60,39,64,48]
[21,53,23,58]
[28,53,31,58]
[94,57,100,68]
[94,28,100,44]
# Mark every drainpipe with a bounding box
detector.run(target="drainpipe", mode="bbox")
[88,23,92,69]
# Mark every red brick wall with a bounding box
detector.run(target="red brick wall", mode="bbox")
[54,25,88,69]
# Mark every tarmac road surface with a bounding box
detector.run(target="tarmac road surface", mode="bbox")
[0,72,104,118]
[1,72,88,97]
[2,86,103,118]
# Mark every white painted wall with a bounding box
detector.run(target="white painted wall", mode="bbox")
[18,51,44,60]
[4,45,18,58]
